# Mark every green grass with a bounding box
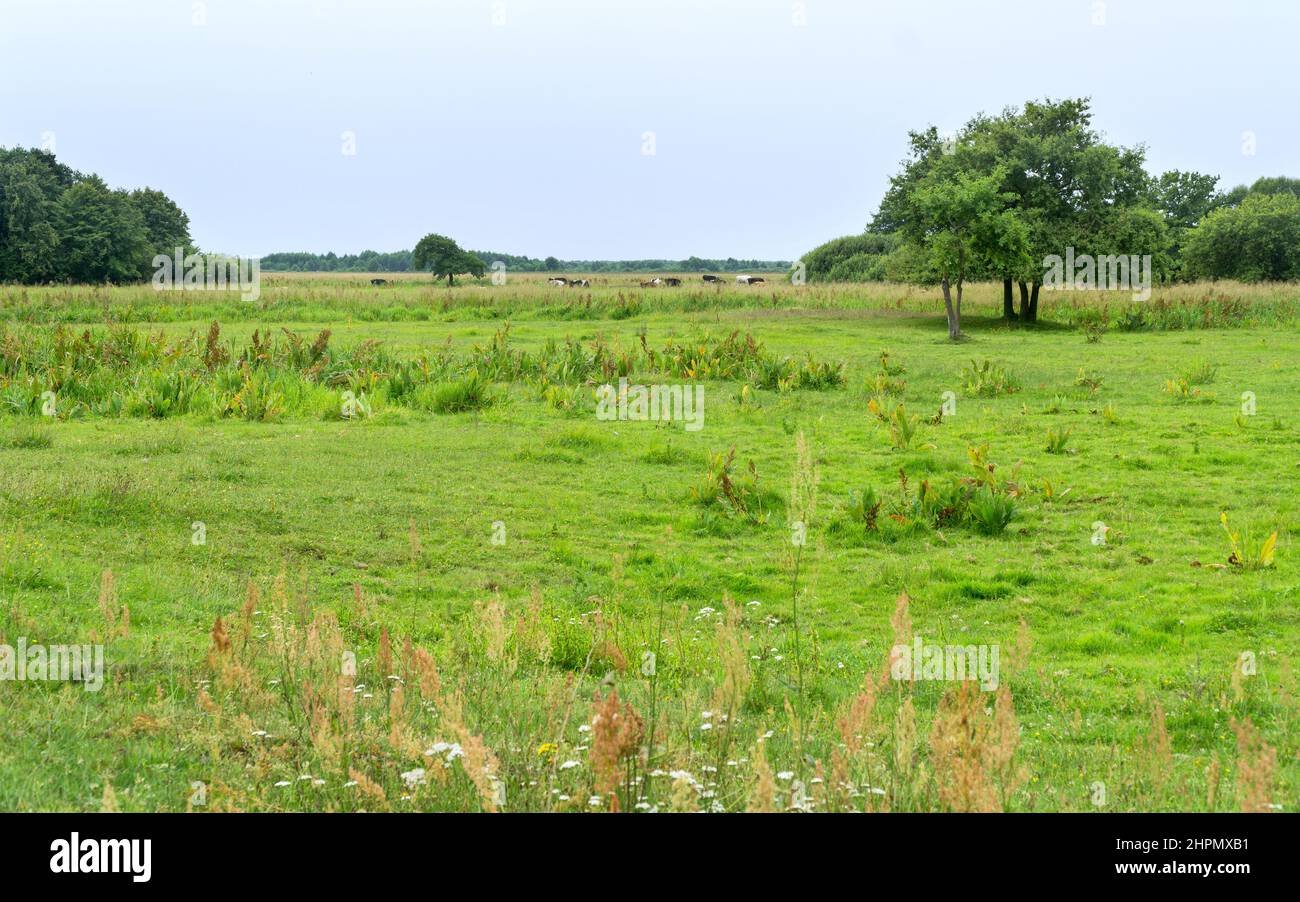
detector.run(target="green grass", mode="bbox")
[0,278,1296,812]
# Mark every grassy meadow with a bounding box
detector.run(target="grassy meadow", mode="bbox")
[0,272,1296,812]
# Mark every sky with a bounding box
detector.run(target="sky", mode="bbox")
[1,0,1296,260]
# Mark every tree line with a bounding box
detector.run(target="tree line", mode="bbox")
[259,250,791,274]
[0,147,194,283]
[799,98,1300,335]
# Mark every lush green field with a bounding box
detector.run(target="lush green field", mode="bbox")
[0,274,1295,812]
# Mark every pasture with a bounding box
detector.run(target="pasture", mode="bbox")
[0,273,1295,812]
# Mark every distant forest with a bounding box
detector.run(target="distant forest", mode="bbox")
[259,250,791,273]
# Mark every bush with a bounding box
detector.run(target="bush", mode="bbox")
[1183,193,1300,282]
[795,233,898,283]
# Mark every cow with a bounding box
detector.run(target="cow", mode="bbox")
[702,274,721,282]
[569,278,591,287]
[640,278,663,288]
[736,275,766,285]
[370,278,388,286]
[663,277,682,287]
[548,277,568,286]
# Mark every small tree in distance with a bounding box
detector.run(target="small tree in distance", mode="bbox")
[412,233,486,286]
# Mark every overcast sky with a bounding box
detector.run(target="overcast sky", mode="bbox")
[1,0,1295,259]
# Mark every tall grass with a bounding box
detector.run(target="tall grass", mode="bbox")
[3,276,1297,330]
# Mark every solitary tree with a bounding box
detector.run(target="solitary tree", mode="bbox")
[877,99,1162,323]
[412,233,486,286]
[886,127,1027,340]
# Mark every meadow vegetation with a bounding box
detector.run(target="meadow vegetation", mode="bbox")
[0,273,1295,812]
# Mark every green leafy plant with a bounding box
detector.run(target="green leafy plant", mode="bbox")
[887,402,921,450]
[961,359,1021,397]
[1074,367,1104,395]
[690,447,772,523]
[968,486,1017,535]
[1220,511,1277,570]
[1180,359,1219,385]
[1044,426,1072,454]
[847,486,883,530]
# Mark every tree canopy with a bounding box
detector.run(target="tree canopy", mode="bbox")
[0,147,192,283]
[874,98,1170,327]
[1183,192,1300,282]
[411,234,486,286]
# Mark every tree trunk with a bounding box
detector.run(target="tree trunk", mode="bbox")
[1017,280,1030,319]
[447,273,454,287]
[1002,278,1017,319]
[1029,281,1041,321]
[941,277,960,340]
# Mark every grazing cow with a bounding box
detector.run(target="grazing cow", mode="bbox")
[663,277,682,287]
[569,278,590,287]
[736,275,766,285]
[640,278,663,288]
[370,278,388,286]
[702,274,721,282]
[548,277,568,286]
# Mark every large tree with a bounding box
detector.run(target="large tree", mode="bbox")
[55,176,152,283]
[894,161,1026,340]
[1,147,191,284]
[412,233,486,286]
[0,148,79,282]
[129,187,195,275]
[877,98,1166,324]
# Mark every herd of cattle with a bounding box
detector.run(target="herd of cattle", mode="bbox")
[549,275,767,288]
[367,274,768,287]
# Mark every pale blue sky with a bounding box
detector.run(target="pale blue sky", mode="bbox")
[2,0,1295,259]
